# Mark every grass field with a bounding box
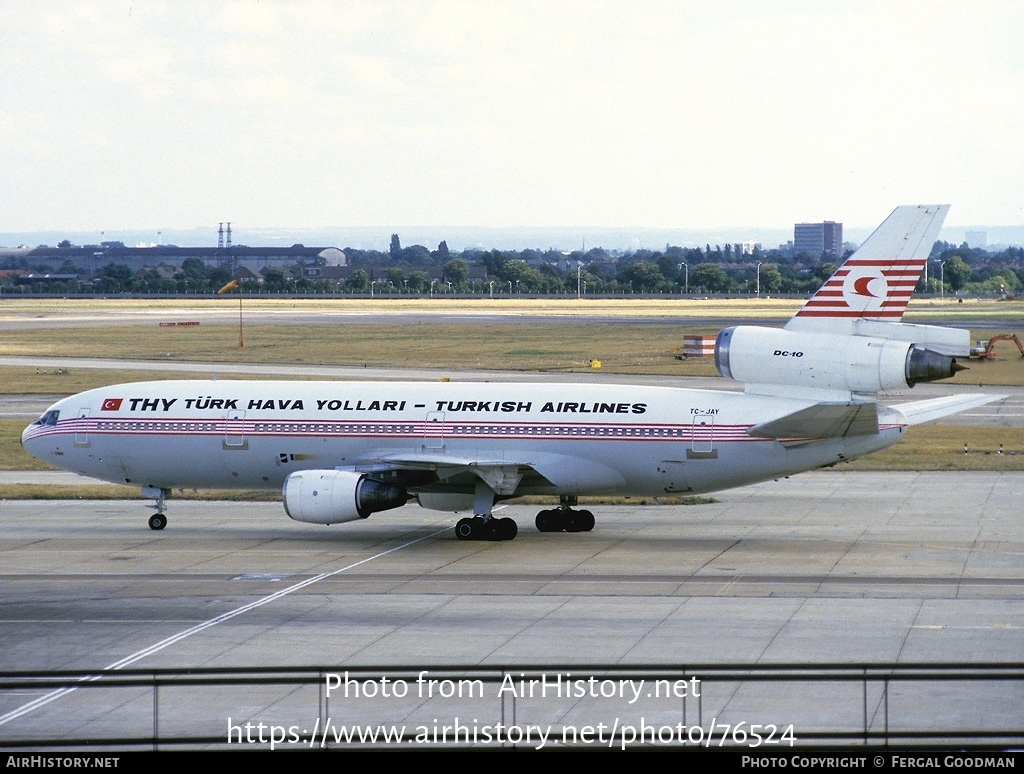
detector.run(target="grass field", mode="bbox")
[3,295,1023,320]
[2,298,1023,385]
[0,322,725,376]
[3,318,1022,387]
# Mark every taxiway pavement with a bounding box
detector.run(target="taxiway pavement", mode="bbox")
[0,471,1022,747]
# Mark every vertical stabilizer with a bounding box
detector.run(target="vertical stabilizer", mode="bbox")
[785,204,949,334]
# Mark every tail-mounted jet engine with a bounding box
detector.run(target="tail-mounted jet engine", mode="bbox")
[283,470,408,525]
[715,326,965,393]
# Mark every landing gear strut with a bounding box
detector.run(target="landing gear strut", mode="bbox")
[535,495,595,533]
[144,487,171,531]
[454,480,518,541]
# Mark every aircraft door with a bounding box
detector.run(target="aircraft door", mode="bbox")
[224,409,247,449]
[74,408,90,446]
[424,411,445,449]
[689,411,717,458]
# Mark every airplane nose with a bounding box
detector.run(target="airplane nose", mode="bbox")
[21,423,42,458]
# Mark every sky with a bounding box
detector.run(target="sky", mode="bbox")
[2,0,1023,236]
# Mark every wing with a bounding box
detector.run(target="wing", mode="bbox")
[359,451,553,496]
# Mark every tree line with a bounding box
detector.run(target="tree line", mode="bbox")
[3,239,1023,297]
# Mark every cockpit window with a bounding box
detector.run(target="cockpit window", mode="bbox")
[32,410,60,427]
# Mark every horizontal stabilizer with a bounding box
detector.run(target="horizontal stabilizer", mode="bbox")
[892,394,1005,425]
[748,402,879,439]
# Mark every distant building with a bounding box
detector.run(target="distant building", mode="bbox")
[794,221,843,259]
[965,230,987,248]
[231,267,264,284]
[4,244,345,274]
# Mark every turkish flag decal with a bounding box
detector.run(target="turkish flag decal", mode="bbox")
[101,398,123,411]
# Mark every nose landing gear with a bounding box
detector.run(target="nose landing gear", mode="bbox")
[143,487,171,530]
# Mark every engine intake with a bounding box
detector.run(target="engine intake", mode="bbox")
[283,470,408,525]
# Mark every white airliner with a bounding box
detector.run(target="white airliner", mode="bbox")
[22,205,998,540]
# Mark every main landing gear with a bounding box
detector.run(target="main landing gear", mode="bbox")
[454,480,518,541]
[535,495,595,533]
[455,516,518,541]
[144,487,171,531]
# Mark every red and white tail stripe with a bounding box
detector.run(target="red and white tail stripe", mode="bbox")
[795,257,926,319]
[788,205,948,328]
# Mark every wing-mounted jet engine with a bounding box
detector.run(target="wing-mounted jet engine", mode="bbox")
[283,470,408,525]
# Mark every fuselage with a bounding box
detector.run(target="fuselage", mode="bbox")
[22,379,907,498]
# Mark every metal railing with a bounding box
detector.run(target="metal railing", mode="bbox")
[1,662,1022,750]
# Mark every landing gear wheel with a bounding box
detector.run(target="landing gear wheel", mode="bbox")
[535,509,558,532]
[497,517,518,540]
[578,510,595,532]
[148,513,167,531]
[455,516,517,541]
[535,505,595,533]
